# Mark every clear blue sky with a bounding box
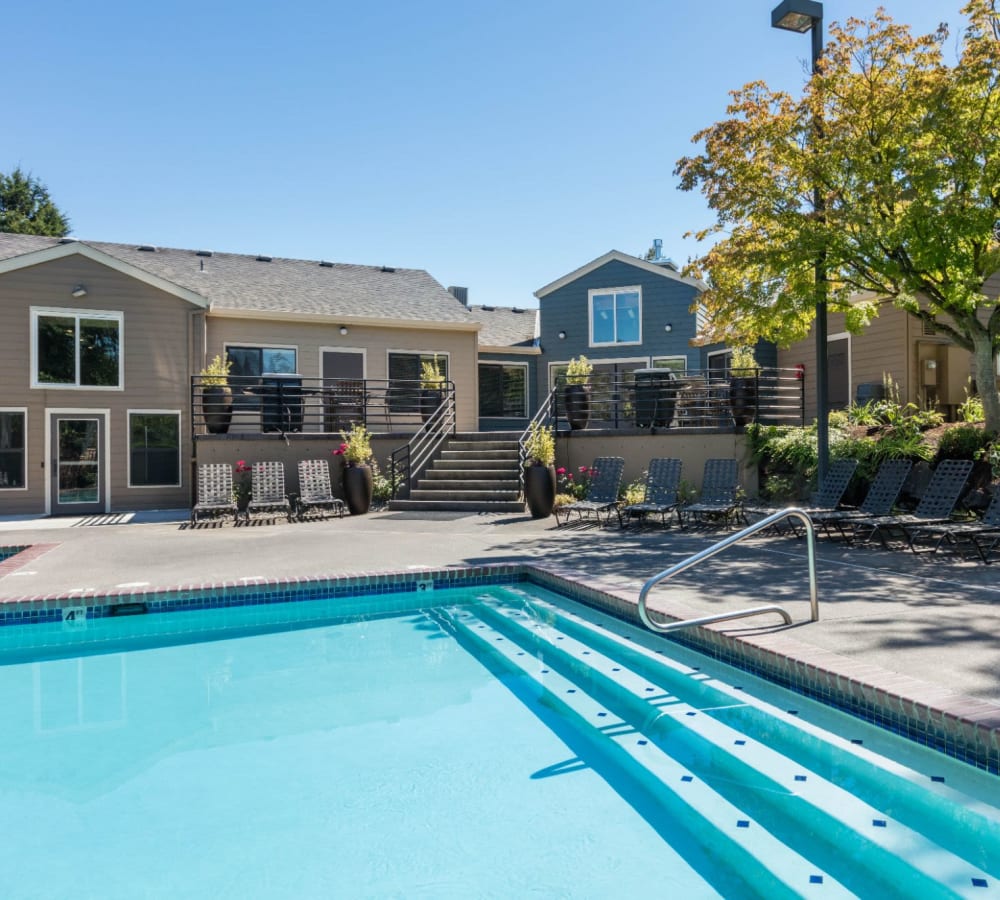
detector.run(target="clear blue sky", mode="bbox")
[6,0,959,308]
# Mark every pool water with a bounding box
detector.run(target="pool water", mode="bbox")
[0,583,996,898]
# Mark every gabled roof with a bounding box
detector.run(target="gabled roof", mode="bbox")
[0,233,478,329]
[534,249,705,299]
[466,305,539,353]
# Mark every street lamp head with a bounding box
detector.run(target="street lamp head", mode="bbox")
[771,0,823,33]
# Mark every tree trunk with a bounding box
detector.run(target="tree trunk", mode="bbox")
[971,331,1000,434]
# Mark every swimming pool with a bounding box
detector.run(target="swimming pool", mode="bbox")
[0,576,997,897]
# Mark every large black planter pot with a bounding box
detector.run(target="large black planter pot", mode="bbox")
[343,464,373,515]
[524,464,556,519]
[420,388,444,423]
[729,377,757,428]
[202,385,233,435]
[564,384,591,431]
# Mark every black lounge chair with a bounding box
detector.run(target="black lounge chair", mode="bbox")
[848,458,973,548]
[809,459,912,540]
[296,459,347,520]
[191,463,238,525]
[246,461,293,524]
[752,457,858,535]
[679,458,742,528]
[554,457,625,527]
[622,458,682,527]
[907,488,1000,560]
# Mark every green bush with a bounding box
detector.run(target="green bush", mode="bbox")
[934,425,992,463]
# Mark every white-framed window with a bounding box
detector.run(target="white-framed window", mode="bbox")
[0,409,26,490]
[652,356,688,375]
[387,351,450,412]
[128,410,181,488]
[707,349,732,377]
[479,362,528,418]
[31,308,123,389]
[589,286,641,347]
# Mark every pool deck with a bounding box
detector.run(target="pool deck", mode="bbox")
[1,507,999,764]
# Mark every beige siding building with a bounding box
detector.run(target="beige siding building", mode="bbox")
[0,235,479,516]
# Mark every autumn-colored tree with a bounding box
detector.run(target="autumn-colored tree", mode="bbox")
[676,1,1000,431]
[0,168,70,237]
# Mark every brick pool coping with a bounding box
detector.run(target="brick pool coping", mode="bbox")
[0,552,996,774]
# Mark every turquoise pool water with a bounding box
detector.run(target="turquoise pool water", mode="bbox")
[0,583,997,898]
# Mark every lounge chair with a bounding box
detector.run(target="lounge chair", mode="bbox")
[752,457,858,535]
[808,459,913,540]
[622,458,682,527]
[679,458,742,528]
[554,457,625,527]
[190,463,238,525]
[907,487,1000,559]
[847,459,973,548]
[296,459,347,520]
[246,461,292,523]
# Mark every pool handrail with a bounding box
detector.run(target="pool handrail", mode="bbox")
[638,507,819,633]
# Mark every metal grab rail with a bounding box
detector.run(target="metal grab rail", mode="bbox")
[638,507,819,633]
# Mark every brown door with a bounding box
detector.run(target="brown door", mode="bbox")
[50,414,106,515]
[322,350,365,431]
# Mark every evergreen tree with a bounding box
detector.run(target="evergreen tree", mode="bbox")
[0,168,70,236]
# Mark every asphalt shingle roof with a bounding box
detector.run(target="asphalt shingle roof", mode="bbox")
[0,233,476,326]
[465,304,537,349]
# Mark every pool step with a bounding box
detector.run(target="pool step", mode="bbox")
[437,604,851,898]
[441,598,998,897]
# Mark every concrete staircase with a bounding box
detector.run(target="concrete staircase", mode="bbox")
[387,432,525,513]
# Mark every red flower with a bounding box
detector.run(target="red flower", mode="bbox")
[556,467,566,475]
[578,465,588,473]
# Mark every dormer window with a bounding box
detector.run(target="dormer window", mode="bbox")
[589,287,641,346]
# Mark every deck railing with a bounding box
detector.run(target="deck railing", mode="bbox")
[552,367,805,432]
[191,375,453,437]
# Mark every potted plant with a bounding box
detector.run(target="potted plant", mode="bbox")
[728,346,759,428]
[563,355,593,430]
[200,355,233,434]
[334,423,375,514]
[522,422,556,518]
[419,356,446,423]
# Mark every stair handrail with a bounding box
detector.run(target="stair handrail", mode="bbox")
[389,383,457,500]
[516,388,557,497]
[638,508,819,633]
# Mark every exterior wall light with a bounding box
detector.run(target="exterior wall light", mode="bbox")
[71,285,88,298]
[558,331,567,340]
[339,326,349,336]
[664,323,673,333]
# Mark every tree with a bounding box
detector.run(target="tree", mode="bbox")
[0,168,70,236]
[675,1,1000,431]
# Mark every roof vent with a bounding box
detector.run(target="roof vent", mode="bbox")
[512,307,525,313]
[319,260,334,268]
[481,305,495,312]
[448,286,469,305]
[137,244,157,252]
[196,249,213,257]
[58,237,78,244]
[380,265,396,273]
[256,255,272,262]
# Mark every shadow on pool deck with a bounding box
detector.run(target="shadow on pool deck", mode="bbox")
[0,509,999,705]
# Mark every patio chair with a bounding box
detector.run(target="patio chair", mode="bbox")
[753,458,858,536]
[808,459,913,540]
[622,458,682,527]
[296,459,347,521]
[554,457,625,527]
[190,463,238,525]
[847,459,973,548]
[246,461,292,524]
[679,458,743,528]
[907,487,1000,560]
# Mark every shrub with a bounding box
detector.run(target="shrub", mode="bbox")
[934,424,992,463]
[565,356,593,385]
[523,422,555,466]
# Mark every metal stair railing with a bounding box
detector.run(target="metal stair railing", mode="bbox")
[517,388,557,497]
[389,383,457,500]
[638,508,819,633]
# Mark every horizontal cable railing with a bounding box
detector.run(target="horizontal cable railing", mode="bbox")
[553,367,805,431]
[191,375,449,437]
[390,384,457,500]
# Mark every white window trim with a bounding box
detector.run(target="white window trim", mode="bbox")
[478,361,529,418]
[44,408,111,516]
[127,409,182,489]
[31,307,124,391]
[588,286,643,348]
[0,408,28,491]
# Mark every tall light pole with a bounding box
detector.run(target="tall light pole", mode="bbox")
[771,0,829,483]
